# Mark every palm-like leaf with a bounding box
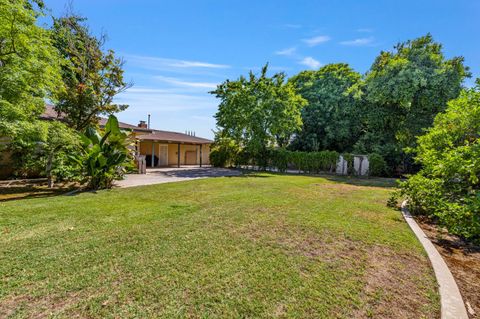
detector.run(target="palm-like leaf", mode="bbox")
[76,115,133,189]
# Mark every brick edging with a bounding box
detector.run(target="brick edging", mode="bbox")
[401,201,469,319]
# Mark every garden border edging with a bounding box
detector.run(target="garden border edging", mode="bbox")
[401,200,468,319]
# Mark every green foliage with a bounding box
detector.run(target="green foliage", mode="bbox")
[209,149,227,168]
[4,121,78,181]
[211,64,306,169]
[289,63,361,152]
[266,150,339,174]
[75,115,133,189]
[211,35,471,175]
[368,153,387,177]
[0,0,61,136]
[269,148,290,172]
[355,34,470,173]
[51,14,131,131]
[397,82,480,241]
[0,0,76,182]
[209,135,241,168]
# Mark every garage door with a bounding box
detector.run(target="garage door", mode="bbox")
[185,151,197,165]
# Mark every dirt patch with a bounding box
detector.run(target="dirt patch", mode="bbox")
[417,218,480,318]
[0,290,84,318]
[353,244,439,319]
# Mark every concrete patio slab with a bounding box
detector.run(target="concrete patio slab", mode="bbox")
[116,167,242,188]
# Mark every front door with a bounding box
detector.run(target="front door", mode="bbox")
[159,145,168,166]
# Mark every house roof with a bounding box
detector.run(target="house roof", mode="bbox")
[41,105,212,144]
[97,117,151,132]
[40,104,64,120]
[136,131,212,144]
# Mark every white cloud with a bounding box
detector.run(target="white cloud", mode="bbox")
[275,47,297,56]
[299,57,321,69]
[340,37,375,46]
[124,54,230,71]
[167,60,229,68]
[155,76,218,89]
[115,90,217,112]
[303,35,330,46]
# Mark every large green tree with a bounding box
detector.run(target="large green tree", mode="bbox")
[288,63,361,152]
[0,0,75,181]
[0,0,60,128]
[356,34,470,173]
[211,64,306,167]
[51,14,131,131]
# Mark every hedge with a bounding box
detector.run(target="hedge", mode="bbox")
[211,147,386,177]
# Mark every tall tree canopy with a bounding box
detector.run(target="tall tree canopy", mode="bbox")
[288,63,361,152]
[0,0,76,180]
[0,0,60,126]
[355,34,470,172]
[51,14,131,131]
[211,64,306,166]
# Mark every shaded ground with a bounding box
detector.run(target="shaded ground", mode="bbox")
[0,182,77,202]
[417,218,480,318]
[0,173,439,318]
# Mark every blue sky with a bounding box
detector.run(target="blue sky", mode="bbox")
[44,0,480,139]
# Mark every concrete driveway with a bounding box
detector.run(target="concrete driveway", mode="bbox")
[116,167,242,188]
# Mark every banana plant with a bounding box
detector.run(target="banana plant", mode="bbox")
[75,115,134,189]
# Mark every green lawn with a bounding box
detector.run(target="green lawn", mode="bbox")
[0,173,439,318]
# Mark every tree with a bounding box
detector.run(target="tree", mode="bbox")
[51,14,131,131]
[0,0,69,180]
[288,63,361,152]
[356,34,470,173]
[211,64,306,167]
[209,134,241,168]
[0,0,60,130]
[75,115,133,189]
[397,80,480,241]
[40,122,79,188]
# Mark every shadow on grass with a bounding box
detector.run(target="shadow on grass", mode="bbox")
[238,169,398,188]
[321,174,399,188]
[0,185,79,202]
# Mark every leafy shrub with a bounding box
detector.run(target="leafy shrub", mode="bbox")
[269,148,290,172]
[397,83,480,241]
[75,116,134,190]
[368,153,387,176]
[209,149,228,167]
[209,136,240,167]
[267,150,338,174]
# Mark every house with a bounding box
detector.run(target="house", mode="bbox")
[0,105,212,177]
[44,105,213,168]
